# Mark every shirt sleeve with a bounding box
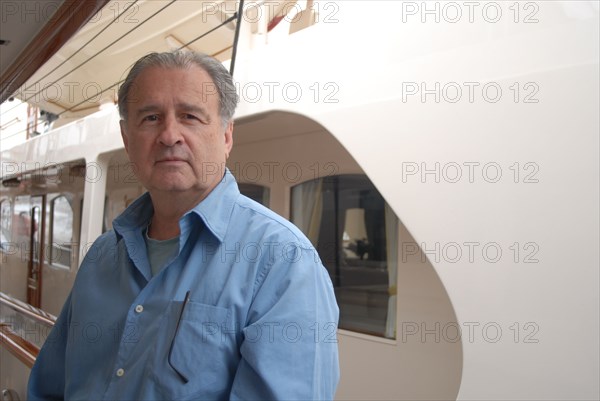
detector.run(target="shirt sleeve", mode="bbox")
[27,292,72,401]
[229,245,340,401]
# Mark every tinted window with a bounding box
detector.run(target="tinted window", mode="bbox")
[239,183,270,206]
[291,175,397,338]
[50,195,73,268]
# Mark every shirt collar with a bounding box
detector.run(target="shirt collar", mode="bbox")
[188,169,240,243]
[113,192,154,239]
[112,169,239,243]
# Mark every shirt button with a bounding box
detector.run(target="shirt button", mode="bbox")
[116,368,125,377]
[135,305,144,313]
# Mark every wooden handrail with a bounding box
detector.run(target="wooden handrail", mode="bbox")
[0,324,39,369]
[0,292,56,327]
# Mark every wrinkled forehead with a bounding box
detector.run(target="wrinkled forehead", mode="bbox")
[127,65,220,109]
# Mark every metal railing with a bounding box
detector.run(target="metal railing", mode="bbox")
[0,291,56,368]
[0,292,56,327]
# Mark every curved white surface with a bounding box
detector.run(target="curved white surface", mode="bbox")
[1,2,598,399]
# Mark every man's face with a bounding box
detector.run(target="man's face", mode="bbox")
[120,65,233,200]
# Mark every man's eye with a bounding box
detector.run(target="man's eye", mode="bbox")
[184,114,198,120]
[143,115,159,122]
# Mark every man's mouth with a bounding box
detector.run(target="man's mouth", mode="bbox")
[155,158,187,164]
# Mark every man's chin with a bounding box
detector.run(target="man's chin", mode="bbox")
[145,174,219,198]
[152,184,193,193]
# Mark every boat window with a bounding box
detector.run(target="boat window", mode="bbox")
[0,199,12,249]
[291,175,398,339]
[49,195,73,269]
[31,206,42,263]
[239,183,270,207]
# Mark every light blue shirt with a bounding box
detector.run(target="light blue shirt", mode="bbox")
[28,171,340,400]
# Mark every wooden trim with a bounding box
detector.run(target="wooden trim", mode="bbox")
[0,0,111,103]
[27,196,46,308]
[0,324,40,369]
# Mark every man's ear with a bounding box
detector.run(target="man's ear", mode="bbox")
[120,120,129,154]
[224,120,234,159]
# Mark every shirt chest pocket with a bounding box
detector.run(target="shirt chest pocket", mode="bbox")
[154,301,238,400]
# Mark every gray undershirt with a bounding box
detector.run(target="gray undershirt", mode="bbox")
[144,227,180,276]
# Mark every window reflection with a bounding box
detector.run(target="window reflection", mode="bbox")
[291,175,397,338]
[50,195,73,268]
[0,200,11,249]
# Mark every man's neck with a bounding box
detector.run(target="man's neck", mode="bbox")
[147,190,206,240]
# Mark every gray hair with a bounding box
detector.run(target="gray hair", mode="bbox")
[118,51,238,126]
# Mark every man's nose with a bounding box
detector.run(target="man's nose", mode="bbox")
[157,116,183,146]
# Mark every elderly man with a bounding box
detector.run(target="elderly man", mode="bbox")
[28,51,340,400]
